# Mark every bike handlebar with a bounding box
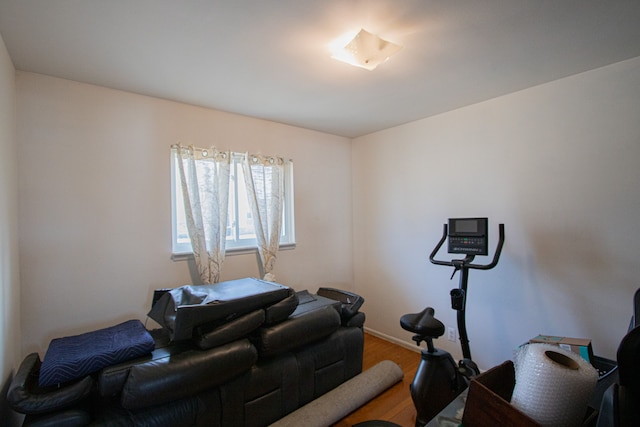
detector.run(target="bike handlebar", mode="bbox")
[429,223,505,270]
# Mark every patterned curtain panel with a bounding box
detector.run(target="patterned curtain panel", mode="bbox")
[242,153,287,282]
[173,144,230,284]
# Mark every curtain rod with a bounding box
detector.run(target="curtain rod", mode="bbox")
[171,143,292,163]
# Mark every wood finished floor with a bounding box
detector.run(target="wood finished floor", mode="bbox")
[333,332,421,427]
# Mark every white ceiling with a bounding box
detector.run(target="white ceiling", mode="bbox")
[1,0,640,138]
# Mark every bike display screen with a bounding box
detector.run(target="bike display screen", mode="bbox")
[448,218,488,255]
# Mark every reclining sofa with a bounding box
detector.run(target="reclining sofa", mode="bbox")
[7,278,366,427]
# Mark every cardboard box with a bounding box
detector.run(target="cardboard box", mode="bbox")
[462,361,540,427]
[529,335,593,363]
[463,360,598,427]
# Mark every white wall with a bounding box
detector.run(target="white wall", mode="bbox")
[13,52,640,377]
[16,72,353,356]
[0,33,22,426]
[353,56,640,370]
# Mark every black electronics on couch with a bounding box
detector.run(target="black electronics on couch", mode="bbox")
[317,287,364,320]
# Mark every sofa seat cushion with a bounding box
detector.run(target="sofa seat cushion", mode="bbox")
[39,320,155,387]
[263,288,298,325]
[254,305,341,358]
[22,407,91,427]
[121,338,258,410]
[98,342,190,397]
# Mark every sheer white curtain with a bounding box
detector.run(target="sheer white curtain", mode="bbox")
[173,144,230,284]
[242,153,287,282]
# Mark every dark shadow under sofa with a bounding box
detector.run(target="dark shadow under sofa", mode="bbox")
[8,278,366,427]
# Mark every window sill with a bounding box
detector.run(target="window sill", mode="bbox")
[171,242,296,261]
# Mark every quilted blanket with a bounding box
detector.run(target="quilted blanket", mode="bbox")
[39,319,155,387]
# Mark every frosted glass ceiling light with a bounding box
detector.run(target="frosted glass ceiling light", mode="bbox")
[331,29,402,71]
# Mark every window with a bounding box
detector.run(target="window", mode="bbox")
[171,151,295,256]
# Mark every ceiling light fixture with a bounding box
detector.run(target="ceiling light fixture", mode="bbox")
[330,28,402,71]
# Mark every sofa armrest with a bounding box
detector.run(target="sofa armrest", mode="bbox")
[7,353,93,415]
[345,311,366,328]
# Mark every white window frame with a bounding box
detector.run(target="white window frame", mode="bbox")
[171,151,295,258]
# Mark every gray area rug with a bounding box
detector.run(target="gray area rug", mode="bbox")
[269,360,404,427]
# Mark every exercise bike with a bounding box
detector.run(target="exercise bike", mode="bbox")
[400,218,505,427]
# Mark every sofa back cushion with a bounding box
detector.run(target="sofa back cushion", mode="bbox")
[254,306,341,358]
[120,339,257,409]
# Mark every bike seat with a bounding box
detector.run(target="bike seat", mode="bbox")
[400,307,445,338]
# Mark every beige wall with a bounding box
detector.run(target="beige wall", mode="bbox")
[353,56,640,370]
[16,72,353,355]
[0,33,21,426]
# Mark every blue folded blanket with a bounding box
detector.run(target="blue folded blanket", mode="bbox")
[39,319,155,387]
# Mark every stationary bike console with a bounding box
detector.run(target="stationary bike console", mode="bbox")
[447,217,489,255]
[430,218,505,362]
[400,218,505,427]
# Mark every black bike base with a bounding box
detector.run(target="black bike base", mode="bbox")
[411,348,467,427]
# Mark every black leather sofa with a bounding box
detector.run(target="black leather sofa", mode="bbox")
[7,278,366,427]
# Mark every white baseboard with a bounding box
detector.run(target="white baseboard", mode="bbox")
[363,327,422,354]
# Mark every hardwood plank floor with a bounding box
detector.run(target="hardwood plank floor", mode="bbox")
[333,332,421,427]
